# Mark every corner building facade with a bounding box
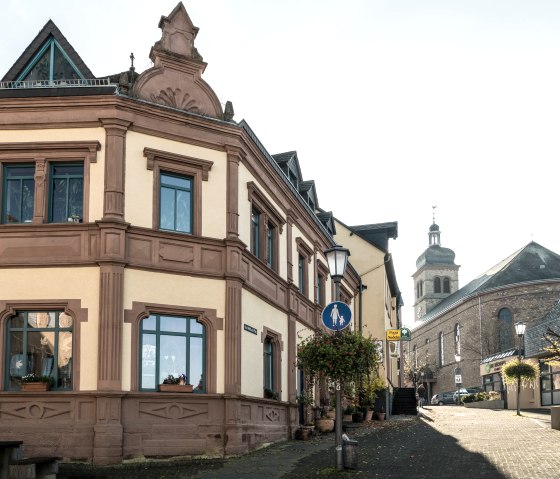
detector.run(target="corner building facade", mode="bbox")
[0,4,401,465]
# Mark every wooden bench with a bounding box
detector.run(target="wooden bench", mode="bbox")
[9,456,60,479]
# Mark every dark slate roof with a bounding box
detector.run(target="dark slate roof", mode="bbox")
[316,210,336,235]
[2,20,95,82]
[271,151,296,165]
[349,222,398,254]
[271,151,303,183]
[416,245,456,268]
[414,242,560,327]
[525,302,560,358]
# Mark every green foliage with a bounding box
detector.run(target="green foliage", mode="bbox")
[462,391,501,403]
[502,359,540,390]
[544,328,560,366]
[296,330,380,385]
[20,373,52,384]
[264,388,279,400]
[296,392,314,407]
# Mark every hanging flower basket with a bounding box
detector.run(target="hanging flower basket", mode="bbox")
[501,359,540,390]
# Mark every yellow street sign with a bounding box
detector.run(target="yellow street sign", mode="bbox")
[386,329,401,341]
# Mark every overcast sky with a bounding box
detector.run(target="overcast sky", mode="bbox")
[2,0,560,327]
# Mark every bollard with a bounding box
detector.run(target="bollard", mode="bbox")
[342,433,359,469]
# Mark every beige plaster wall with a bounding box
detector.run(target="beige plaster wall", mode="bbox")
[122,269,226,393]
[238,164,288,279]
[0,128,106,222]
[241,290,288,400]
[0,266,100,390]
[125,131,227,239]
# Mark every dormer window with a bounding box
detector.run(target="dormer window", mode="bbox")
[288,171,298,189]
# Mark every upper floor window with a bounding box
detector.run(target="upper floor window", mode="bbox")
[416,280,424,299]
[0,141,100,225]
[144,148,213,236]
[2,165,35,224]
[266,222,275,269]
[298,254,306,294]
[455,323,461,355]
[49,164,84,223]
[443,277,451,293]
[159,172,193,233]
[439,332,444,366]
[5,311,73,391]
[263,337,274,393]
[247,182,285,272]
[139,314,206,392]
[498,308,513,352]
[434,277,441,293]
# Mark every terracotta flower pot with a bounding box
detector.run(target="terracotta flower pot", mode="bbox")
[376,412,385,421]
[158,384,193,392]
[315,418,335,433]
[20,382,50,392]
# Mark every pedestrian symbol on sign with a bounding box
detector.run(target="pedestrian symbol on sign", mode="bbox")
[321,302,352,332]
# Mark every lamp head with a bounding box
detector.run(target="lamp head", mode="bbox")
[324,245,350,280]
[514,321,526,337]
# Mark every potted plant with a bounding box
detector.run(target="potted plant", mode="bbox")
[158,373,193,392]
[376,406,385,421]
[20,373,53,392]
[343,405,354,422]
[264,388,279,400]
[314,407,335,433]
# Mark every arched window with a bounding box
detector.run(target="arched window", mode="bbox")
[439,332,444,366]
[443,277,451,293]
[6,311,74,391]
[425,338,430,358]
[434,277,441,293]
[413,344,418,369]
[498,308,513,351]
[139,314,206,392]
[455,323,461,356]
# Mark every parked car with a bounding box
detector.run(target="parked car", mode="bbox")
[453,387,482,403]
[431,391,456,405]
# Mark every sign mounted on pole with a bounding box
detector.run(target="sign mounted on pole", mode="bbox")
[400,327,412,341]
[386,329,401,341]
[321,301,352,331]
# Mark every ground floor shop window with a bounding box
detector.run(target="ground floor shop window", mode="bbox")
[540,361,560,406]
[483,373,505,401]
[140,314,206,392]
[5,311,73,391]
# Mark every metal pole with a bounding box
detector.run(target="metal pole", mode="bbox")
[516,338,521,416]
[334,279,343,471]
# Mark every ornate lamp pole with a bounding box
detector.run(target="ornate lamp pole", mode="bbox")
[514,321,526,416]
[324,244,350,472]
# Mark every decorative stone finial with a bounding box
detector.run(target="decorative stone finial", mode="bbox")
[223,101,235,122]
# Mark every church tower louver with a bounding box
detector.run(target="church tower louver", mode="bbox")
[413,213,460,323]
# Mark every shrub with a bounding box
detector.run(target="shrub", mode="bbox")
[488,391,501,401]
[462,394,477,403]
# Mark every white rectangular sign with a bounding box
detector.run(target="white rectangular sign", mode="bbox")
[455,374,462,384]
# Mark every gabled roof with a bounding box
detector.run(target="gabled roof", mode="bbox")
[415,242,560,326]
[2,20,94,82]
[316,210,336,235]
[349,222,398,254]
[272,151,303,184]
[525,301,560,358]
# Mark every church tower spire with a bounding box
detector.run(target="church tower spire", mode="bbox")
[412,209,460,322]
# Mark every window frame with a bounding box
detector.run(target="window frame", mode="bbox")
[443,277,451,293]
[159,171,194,234]
[316,261,329,307]
[48,162,85,223]
[0,299,87,392]
[0,142,99,225]
[247,182,285,272]
[296,238,313,297]
[261,326,283,399]
[434,277,441,293]
[144,147,213,237]
[125,302,223,393]
[139,312,206,392]
[497,307,513,352]
[1,164,35,224]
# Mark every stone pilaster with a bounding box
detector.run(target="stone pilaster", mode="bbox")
[225,146,244,238]
[93,395,124,465]
[224,279,242,395]
[100,118,131,221]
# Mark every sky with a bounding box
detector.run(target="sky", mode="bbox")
[2,0,560,327]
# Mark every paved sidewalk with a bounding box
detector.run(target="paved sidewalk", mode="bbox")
[57,407,560,479]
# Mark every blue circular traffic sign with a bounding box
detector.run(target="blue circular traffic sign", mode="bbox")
[321,301,352,331]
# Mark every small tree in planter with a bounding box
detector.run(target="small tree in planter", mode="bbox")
[296,330,381,423]
[501,359,540,416]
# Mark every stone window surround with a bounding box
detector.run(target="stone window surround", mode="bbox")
[247,181,285,272]
[0,299,88,391]
[261,326,283,398]
[144,147,213,237]
[0,141,100,224]
[296,238,313,297]
[124,302,223,393]
[316,260,329,306]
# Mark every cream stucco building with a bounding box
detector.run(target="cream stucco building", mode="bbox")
[0,3,402,465]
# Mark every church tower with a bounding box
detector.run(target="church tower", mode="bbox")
[413,211,460,323]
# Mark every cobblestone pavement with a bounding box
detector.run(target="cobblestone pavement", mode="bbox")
[58,407,560,479]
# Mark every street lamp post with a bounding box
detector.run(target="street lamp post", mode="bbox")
[514,321,526,416]
[324,245,350,472]
[454,354,461,405]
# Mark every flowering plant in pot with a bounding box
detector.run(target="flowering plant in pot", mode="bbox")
[20,373,53,391]
[159,373,193,392]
